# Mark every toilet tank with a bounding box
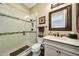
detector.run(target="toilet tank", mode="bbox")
[37,37,43,44]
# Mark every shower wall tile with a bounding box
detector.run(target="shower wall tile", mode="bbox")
[0,4,37,56]
[25,22,32,31]
[0,34,25,55]
[0,16,26,33]
[0,4,29,20]
[24,33,37,46]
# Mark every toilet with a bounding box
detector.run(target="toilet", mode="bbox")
[31,38,43,56]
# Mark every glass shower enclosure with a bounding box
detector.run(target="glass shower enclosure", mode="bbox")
[0,13,37,55]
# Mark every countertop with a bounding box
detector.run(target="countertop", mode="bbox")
[43,35,79,47]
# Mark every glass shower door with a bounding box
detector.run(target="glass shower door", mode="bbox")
[24,18,37,46]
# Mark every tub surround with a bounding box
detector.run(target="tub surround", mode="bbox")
[0,4,37,55]
[3,45,31,56]
[10,45,29,56]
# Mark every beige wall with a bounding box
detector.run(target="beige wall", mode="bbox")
[30,3,79,39]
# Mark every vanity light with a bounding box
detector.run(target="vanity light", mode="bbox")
[51,3,64,9]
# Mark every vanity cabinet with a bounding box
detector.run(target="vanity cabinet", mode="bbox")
[43,36,79,56]
[45,43,75,56]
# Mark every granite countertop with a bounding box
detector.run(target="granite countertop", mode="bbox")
[43,35,79,47]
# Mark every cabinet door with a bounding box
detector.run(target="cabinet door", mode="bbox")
[58,49,76,56]
[45,44,58,56]
[58,51,70,56]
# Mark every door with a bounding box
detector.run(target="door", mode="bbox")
[58,49,76,56]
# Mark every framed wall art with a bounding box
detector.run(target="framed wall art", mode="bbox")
[39,16,45,24]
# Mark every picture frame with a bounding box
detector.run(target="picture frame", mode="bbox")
[76,3,79,32]
[49,5,72,31]
[51,3,64,9]
[39,16,45,24]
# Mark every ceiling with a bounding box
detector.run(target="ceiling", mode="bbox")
[23,3,37,9]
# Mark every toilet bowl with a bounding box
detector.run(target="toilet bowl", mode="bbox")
[31,38,43,56]
[32,43,41,56]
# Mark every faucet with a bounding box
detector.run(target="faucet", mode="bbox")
[57,32,59,37]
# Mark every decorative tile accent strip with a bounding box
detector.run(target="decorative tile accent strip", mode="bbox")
[0,13,36,22]
[0,13,26,22]
[0,31,36,36]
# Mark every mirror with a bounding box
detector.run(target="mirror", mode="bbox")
[76,3,79,33]
[51,10,66,28]
[49,5,72,31]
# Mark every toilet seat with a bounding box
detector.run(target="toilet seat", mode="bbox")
[32,43,41,49]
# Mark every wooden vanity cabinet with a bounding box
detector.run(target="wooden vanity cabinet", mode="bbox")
[44,39,79,56]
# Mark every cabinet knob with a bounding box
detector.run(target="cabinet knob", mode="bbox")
[56,50,61,53]
[58,51,61,53]
[56,50,59,53]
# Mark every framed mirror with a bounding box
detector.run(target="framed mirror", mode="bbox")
[76,3,79,33]
[49,5,72,31]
